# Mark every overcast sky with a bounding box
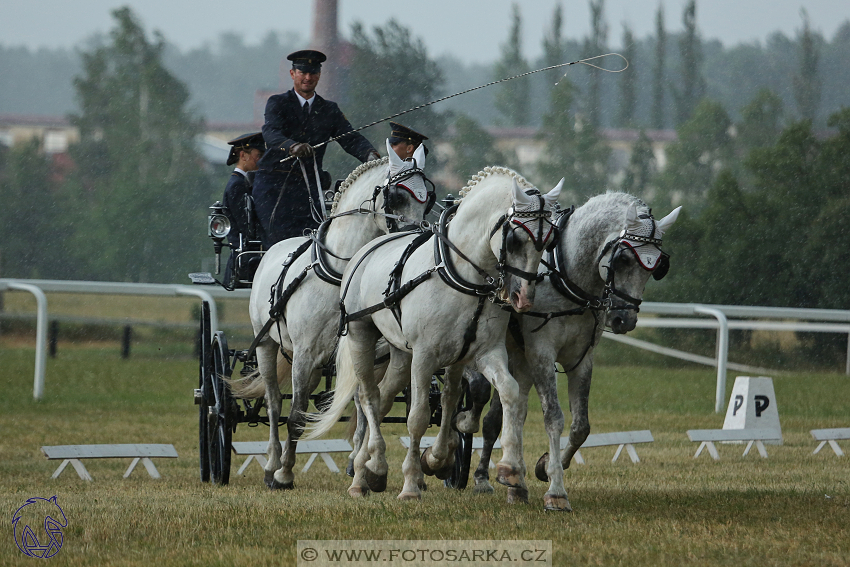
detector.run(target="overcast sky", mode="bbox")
[3,1,849,64]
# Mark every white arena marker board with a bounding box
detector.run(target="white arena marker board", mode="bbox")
[42,444,178,480]
[231,439,352,475]
[811,428,850,457]
[722,376,782,444]
[559,430,654,464]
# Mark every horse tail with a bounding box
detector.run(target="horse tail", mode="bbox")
[226,351,292,399]
[302,335,358,440]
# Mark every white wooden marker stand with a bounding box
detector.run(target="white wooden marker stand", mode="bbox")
[560,430,655,464]
[231,439,353,475]
[687,428,782,459]
[42,444,178,480]
[399,436,501,468]
[810,428,850,457]
[722,376,782,444]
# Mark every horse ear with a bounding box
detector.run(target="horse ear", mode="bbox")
[543,178,564,207]
[511,177,532,207]
[412,143,426,169]
[656,206,682,235]
[387,139,403,172]
[626,203,641,230]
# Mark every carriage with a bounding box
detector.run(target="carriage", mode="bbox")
[189,160,476,489]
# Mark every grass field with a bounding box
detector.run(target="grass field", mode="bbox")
[1,345,848,566]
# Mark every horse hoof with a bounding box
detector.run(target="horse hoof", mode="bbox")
[417,479,428,491]
[267,478,295,491]
[346,460,355,478]
[535,453,550,482]
[420,447,453,479]
[348,485,370,498]
[543,494,572,512]
[397,491,421,501]
[506,486,529,504]
[496,463,523,488]
[472,481,495,495]
[364,468,387,493]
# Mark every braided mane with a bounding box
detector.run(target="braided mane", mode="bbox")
[330,157,389,215]
[457,166,536,200]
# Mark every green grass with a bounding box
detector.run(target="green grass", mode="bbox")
[1,347,849,566]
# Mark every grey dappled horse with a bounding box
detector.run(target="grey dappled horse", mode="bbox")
[463,192,681,510]
[305,168,563,501]
[232,143,431,490]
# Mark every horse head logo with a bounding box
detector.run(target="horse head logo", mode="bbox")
[12,496,68,558]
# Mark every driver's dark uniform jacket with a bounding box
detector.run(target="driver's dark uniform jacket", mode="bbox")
[253,90,376,247]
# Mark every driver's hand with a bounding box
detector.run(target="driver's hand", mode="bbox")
[290,142,314,158]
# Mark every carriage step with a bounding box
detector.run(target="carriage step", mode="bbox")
[188,272,217,285]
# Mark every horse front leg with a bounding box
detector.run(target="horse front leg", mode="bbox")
[273,359,322,489]
[398,350,437,501]
[256,341,284,489]
[560,355,593,470]
[472,389,501,495]
[347,391,367,478]
[477,348,529,504]
[420,364,464,480]
[529,359,570,512]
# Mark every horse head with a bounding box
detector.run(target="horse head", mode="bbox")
[382,139,434,231]
[597,202,681,333]
[497,177,563,312]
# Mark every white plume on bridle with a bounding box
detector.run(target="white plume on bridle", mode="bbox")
[386,139,428,203]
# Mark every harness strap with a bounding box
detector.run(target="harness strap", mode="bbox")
[245,238,312,360]
[453,295,487,364]
[384,230,433,328]
[434,205,500,296]
[339,267,436,335]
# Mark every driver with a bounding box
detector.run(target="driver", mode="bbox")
[222,131,264,287]
[253,49,380,248]
[388,121,429,161]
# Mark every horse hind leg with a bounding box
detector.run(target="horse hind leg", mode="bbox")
[272,360,323,490]
[472,389,502,495]
[256,341,284,489]
[531,364,570,512]
[347,391,367,478]
[454,367,490,435]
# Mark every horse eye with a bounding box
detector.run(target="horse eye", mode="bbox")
[612,251,631,269]
[506,230,521,253]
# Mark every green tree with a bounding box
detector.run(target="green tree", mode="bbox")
[66,7,210,282]
[792,9,822,123]
[340,20,446,173]
[672,0,706,125]
[0,138,74,279]
[657,99,733,210]
[652,5,667,129]
[620,130,655,195]
[493,4,530,127]
[618,24,637,128]
[536,80,610,202]
[449,115,509,184]
[583,0,608,129]
[542,3,565,88]
[737,88,784,152]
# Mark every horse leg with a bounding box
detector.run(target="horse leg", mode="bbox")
[348,324,388,494]
[420,363,463,480]
[272,358,322,489]
[257,341,284,489]
[472,389,502,495]
[477,348,529,504]
[347,390,367,478]
[454,367,490,434]
[529,359,570,512]
[398,350,437,500]
[560,355,593,471]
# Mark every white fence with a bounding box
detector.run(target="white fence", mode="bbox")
[2,279,849,411]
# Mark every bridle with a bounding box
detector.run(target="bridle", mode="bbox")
[371,159,436,233]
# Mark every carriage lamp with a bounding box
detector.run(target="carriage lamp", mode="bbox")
[208,201,231,275]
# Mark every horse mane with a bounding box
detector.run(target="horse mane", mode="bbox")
[457,166,536,199]
[581,191,650,216]
[330,157,389,215]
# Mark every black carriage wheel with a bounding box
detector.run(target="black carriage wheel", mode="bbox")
[208,331,234,485]
[198,302,212,483]
[444,381,474,490]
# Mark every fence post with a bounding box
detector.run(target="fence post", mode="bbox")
[49,320,59,358]
[693,305,729,413]
[122,325,132,359]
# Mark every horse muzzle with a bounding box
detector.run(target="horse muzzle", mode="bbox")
[606,308,638,334]
[508,278,535,313]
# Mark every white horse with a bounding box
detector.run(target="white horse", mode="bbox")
[232,141,432,490]
[305,167,563,501]
[464,192,681,510]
